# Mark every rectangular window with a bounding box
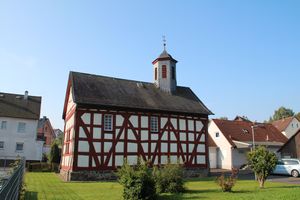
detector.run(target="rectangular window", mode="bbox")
[155,68,157,80]
[17,122,26,133]
[104,114,113,131]
[0,141,4,149]
[162,65,167,78]
[215,132,220,137]
[1,121,7,130]
[171,66,175,79]
[16,143,24,151]
[150,116,159,132]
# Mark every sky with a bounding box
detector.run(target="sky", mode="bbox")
[0,0,299,130]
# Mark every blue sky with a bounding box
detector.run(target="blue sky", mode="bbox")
[0,0,299,130]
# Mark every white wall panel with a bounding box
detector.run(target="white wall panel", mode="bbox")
[196,121,204,131]
[78,155,89,167]
[129,115,138,127]
[93,142,101,152]
[81,113,91,124]
[93,114,102,125]
[78,141,89,152]
[141,116,148,128]
[116,115,124,126]
[197,144,205,153]
[188,120,194,131]
[128,142,137,152]
[93,127,101,139]
[179,119,186,130]
[116,142,124,152]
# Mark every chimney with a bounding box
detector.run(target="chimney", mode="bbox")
[24,91,28,100]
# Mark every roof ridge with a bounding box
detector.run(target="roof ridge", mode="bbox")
[70,71,188,88]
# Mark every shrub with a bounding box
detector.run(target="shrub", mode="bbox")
[216,168,238,192]
[117,159,157,200]
[153,161,185,193]
[247,146,277,188]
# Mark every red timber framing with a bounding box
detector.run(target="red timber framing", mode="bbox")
[66,106,209,171]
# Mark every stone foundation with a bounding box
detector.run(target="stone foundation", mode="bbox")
[60,167,208,181]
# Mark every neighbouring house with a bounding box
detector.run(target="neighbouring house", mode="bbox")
[208,119,288,169]
[272,116,300,139]
[0,91,44,162]
[37,116,56,154]
[60,47,213,181]
[278,129,300,159]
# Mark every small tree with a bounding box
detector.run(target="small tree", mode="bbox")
[247,146,277,188]
[49,142,60,171]
[117,159,157,200]
[216,168,238,192]
[153,161,185,193]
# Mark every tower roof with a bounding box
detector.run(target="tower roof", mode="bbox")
[152,49,178,64]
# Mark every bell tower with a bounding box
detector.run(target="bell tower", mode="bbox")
[152,37,178,93]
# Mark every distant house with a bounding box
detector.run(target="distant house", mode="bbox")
[272,116,300,139]
[278,129,300,159]
[37,116,56,153]
[208,119,287,169]
[0,91,44,161]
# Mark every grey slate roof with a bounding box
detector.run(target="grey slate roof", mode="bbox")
[70,71,213,115]
[0,92,41,120]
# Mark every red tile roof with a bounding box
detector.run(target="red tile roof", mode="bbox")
[213,119,288,148]
[272,117,294,132]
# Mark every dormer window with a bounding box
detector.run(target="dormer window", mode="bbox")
[242,129,249,134]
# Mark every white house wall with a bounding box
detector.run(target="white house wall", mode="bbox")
[208,120,233,169]
[67,109,208,171]
[0,117,43,161]
[283,118,300,139]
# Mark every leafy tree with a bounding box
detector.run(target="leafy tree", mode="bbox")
[49,142,60,164]
[219,117,228,120]
[296,112,300,121]
[269,107,294,122]
[247,146,277,188]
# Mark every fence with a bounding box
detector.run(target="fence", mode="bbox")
[0,158,25,200]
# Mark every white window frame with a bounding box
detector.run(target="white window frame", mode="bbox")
[17,122,26,133]
[1,121,7,130]
[103,114,113,131]
[0,141,4,149]
[16,143,24,152]
[150,116,159,132]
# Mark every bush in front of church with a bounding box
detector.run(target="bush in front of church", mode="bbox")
[153,161,185,194]
[117,159,157,200]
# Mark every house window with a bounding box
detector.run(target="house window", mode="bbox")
[171,66,175,80]
[104,114,113,131]
[150,116,158,132]
[162,65,167,78]
[215,132,220,137]
[155,68,157,80]
[17,122,26,133]
[16,143,24,152]
[292,124,294,128]
[1,121,7,130]
[0,141,4,149]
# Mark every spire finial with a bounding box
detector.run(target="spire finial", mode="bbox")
[162,35,166,50]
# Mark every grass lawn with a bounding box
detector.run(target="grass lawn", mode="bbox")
[25,172,300,200]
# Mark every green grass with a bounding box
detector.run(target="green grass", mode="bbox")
[24,172,300,200]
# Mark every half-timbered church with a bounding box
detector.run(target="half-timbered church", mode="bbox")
[60,47,213,181]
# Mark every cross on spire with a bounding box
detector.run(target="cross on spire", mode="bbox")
[162,35,166,50]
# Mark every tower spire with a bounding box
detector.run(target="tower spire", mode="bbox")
[162,35,166,51]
